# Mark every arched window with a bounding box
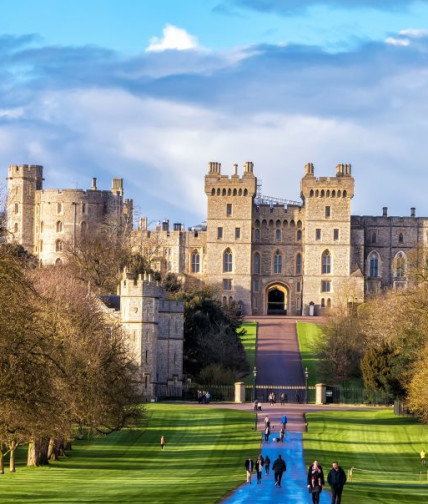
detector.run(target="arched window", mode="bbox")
[217,188,221,196]
[322,250,331,274]
[238,189,242,196]
[398,233,404,244]
[211,188,215,196]
[296,253,302,275]
[55,239,63,252]
[275,229,281,241]
[369,252,379,277]
[191,250,200,273]
[269,219,274,227]
[81,221,87,234]
[321,298,325,307]
[332,190,336,197]
[327,298,331,308]
[228,188,231,196]
[273,250,282,274]
[296,230,302,241]
[14,222,18,233]
[276,219,281,227]
[223,248,233,272]
[309,190,314,197]
[371,231,377,244]
[395,252,406,277]
[57,202,62,214]
[55,258,62,266]
[343,190,347,198]
[254,252,260,274]
[244,189,248,196]
[56,221,63,232]
[14,203,18,214]
[233,188,237,196]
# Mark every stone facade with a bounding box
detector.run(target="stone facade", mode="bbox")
[101,271,184,400]
[8,161,427,316]
[6,164,132,264]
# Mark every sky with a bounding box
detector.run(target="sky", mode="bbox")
[2,0,428,226]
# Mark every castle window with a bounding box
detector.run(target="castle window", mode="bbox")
[227,203,232,216]
[191,250,200,273]
[273,250,282,274]
[217,188,221,196]
[222,188,226,196]
[55,258,62,265]
[296,230,302,241]
[371,231,377,244]
[309,190,314,197]
[14,223,18,233]
[296,281,301,292]
[253,278,260,291]
[327,298,331,308]
[334,229,339,241]
[223,248,233,272]
[343,190,347,198]
[276,219,281,227]
[144,375,148,389]
[321,280,331,292]
[398,233,404,244]
[244,189,248,196]
[217,227,223,239]
[326,190,330,197]
[238,189,242,196]
[223,279,232,291]
[316,229,321,240]
[235,227,241,239]
[395,252,406,277]
[322,250,331,274]
[325,206,331,218]
[229,296,233,304]
[40,240,43,252]
[332,190,336,197]
[369,254,379,277]
[321,298,325,307]
[296,253,302,275]
[262,219,267,227]
[55,239,63,252]
[14,203,18,214]
[269,219,274,227]
[57,202,62,214]
[228,188,232,196]
[82,203,86,213]
[222,296,227,304]
[81,221,87,234]
[254,252,260,274]
[297,220,302,228]
[337,190,342,197]
[56,221,63,233]
[145,350,148,363]
[290,220,295,227]
[233,188,237,196]
[275,229,281,241]
[40,221,44,233]
[283,220,288,227]
[321,190,325,197]
[254,229,260,240]
[211,188,215,196]
[255,219,260,227]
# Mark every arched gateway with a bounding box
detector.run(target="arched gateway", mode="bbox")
[266,284,288,315]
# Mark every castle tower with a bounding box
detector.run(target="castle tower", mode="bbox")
[204,161,257,314]
[119,271,163,399]
[300,163,362,313]
[6,164,43,252]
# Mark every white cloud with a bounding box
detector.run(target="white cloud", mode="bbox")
[399,28,428,38]
[146,24,199,52]
[385,36,410,46]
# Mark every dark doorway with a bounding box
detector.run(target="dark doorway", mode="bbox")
[267,287,287,315]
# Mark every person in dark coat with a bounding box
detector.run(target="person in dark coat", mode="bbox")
[272,454,286,487]
[264,455,271,476]
[244,456,254,484]
[327,461,347,504]
[307,460,325,504]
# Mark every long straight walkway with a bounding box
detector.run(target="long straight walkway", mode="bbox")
[222,430,330,504]
[255,317,305,385]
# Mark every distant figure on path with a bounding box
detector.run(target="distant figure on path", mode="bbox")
[264,455,271,476]
[244,456,254,484]
[264,426,270,442]
[255,454,264,484]
[307,460,325,504]
[280,392,288,404]
[280,426,285,442]
[327,461,347,504]
[205,391,211,403]
[160,435,166,450]
[281,414,288,430]
[272,454,286,487]
[420,449,426,465]
[264,415,270,428]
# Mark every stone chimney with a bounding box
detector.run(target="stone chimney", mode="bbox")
[383,207,388,217]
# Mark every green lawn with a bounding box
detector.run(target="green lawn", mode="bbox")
[1,404,260,503]
[304,409,428,503]
[237,321,257,385]
[296,321,324,386]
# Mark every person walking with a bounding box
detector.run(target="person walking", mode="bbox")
[272,454,286,487]
[307,460,324,504]
[264,455,271,476]
[160,435,166,450]
[420,449,426,465]
[255,454,264,484]
[264,425,270,442]
[280,392,288,404]
[327,461,347,504]
[264,415,270,428]
[280,426,285,442]
[281,414,288,430]
[244,456,254,484]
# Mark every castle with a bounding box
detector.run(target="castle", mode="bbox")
[6,162,428,316]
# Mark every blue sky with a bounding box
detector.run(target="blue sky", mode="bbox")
[2,0,428,225]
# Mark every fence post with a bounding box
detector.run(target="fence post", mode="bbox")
[315,383,326,405]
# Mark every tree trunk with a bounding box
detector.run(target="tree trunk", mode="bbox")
[9,441,16,472]
[47,438,57,461]
[0,450,4,474]
[27,438,50,467]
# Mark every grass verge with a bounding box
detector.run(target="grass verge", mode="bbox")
[1,404,260,504]
[304,409,428,503]
[296,321,324,386]
[238,321,257,385]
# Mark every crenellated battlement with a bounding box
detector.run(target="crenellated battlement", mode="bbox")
[119,270,164,298]
[205,160,257,198]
